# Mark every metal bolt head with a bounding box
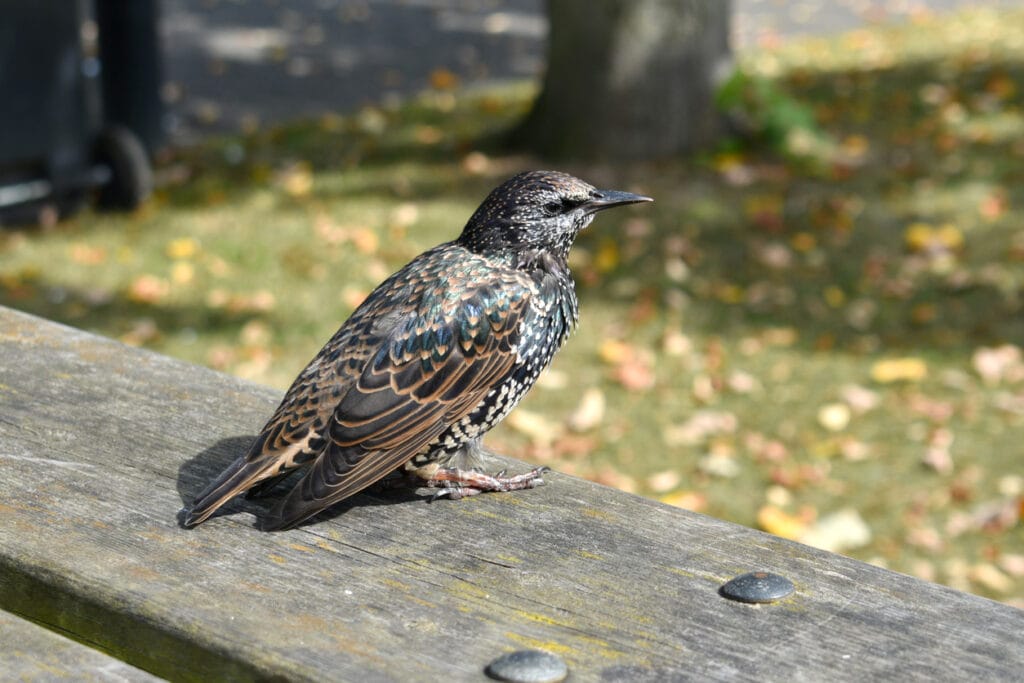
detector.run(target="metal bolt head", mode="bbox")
[486,649,569,683]
[719,571,795,603]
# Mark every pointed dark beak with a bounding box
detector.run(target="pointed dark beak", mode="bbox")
[584,189,654,214]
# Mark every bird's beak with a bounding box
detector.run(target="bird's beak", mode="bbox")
[583,189,654,214]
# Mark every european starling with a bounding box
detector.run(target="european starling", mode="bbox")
[183,170,651,530]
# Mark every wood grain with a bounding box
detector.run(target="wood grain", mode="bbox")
[0,306,1021,682]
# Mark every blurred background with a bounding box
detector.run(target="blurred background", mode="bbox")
[0,0,1021,606]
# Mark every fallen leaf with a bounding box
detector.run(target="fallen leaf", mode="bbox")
[615,354,656,392]
[745,432,789,462]
[165,237,200,260]
[817,402,851,432]
[646,470,681,494]
[429,68,459,90]
[921,427,954,474]
[840,384,880,413]
[170,261,195,285]
[350,227,380,255]
[661,330,692,357]
[598,339,632,364]
[70,242,108,265]
[461,151,489,175]
[659,490,706,512]
[871,357,928,383]
[591,467,637,493]
[506,409,563,448]
[800,508,872,553]
[905,526,945,552]
[567,387,605,432]
[757,504,811,540]
[414,125,443,145]
[727,370,761,394]
[389,203,420,230]
[998,554,1024,578]
[968,564,1013,593]
[120,318,160,347]
[276,161,314,197]
[662,410,737,446]
[127,275,170,304]
[972,344,1024,386]
[904,222,963,255]
[910,559,937,583]
[697,451,740,478]
[762,327,799,347]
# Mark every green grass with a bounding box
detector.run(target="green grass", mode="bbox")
[2,8,1022,604]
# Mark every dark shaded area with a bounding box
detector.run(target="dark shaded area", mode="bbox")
[0,557,283,682]
[176,435,431,529]
[175,434,259,524]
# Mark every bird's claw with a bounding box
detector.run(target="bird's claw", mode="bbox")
[424,466,549,501]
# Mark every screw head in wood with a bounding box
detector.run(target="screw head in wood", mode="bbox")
[719,571,795,603]
[485,649,568,683]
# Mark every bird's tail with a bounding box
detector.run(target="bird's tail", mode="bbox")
[182,455,273,528]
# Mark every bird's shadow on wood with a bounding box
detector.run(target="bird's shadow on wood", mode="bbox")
[175,435,427,530]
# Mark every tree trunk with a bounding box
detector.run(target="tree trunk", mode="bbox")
[515,0,732,161]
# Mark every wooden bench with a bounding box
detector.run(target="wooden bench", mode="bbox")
[1,304,1021,681]
[1,610,160,681]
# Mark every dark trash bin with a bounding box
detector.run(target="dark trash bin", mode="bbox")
[0,0,163,225]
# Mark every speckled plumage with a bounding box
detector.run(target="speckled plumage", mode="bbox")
[183,170,651,530]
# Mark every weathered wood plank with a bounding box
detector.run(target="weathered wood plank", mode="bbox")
[0,305,1021,682]
[0,609,162,682]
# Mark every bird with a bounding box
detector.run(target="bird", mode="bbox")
[182,170,652,530]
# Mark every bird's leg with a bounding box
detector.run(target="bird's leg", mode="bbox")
[425,466,549,500]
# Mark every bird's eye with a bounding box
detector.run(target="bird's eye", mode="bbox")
[543,201,562,215]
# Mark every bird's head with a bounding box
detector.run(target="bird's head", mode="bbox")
[458,170,652,263]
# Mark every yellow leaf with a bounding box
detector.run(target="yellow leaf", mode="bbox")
[350,227,380,255]
[170,261,195,285]
[905,222,963,253]
[598,339,632,365]
[823,285,845,308]
[659,490,706,512]
[870,357,928,383]
[757,505,809,540]
[165,237,200,260]
[277,162,313,198]
[968,564,1013,593]
[935,223,964,250]
[904,222,933,252]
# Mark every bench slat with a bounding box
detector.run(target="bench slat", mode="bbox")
[0,610,162,682]
[1,306,1021,681]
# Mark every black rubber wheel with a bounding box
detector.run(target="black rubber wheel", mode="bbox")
[94,125,152,210]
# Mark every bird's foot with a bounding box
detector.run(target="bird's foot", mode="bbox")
[426,466,550,501]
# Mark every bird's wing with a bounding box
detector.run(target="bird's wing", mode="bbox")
[261,271,533,529]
